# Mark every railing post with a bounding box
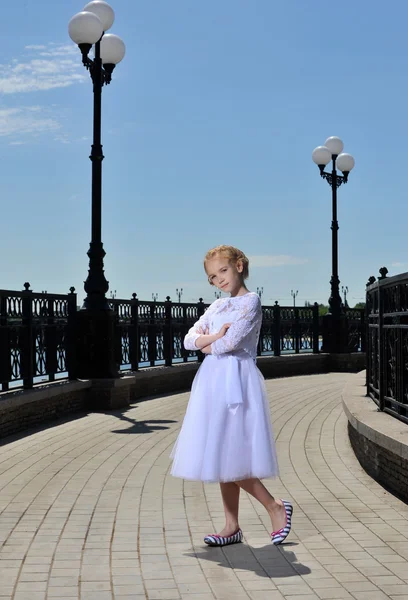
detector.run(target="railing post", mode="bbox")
[378,282,385,411]
[197,298,205,363]
[67,287,78,380]
[294,307,300,354]
[111,301,122,370]
[365,275,376,396]
[257,306,263,357]
[313,303,319,353]
[45,293,57,382]
[148,302,157,367]
[365,287,370,394]
[164,296,173,367]
[21,282,34,389]
[360,308,366,353]
[129,293,139,371]
[273,302,281,357]
[0,293,10,391]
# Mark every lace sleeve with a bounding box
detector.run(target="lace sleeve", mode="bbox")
[183,301,217,351]
[211,294,261,355]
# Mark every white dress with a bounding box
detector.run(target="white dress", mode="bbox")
[169,291,279,483]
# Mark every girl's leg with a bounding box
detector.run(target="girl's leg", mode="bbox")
[217,482,241,536]
[236,478,286,533]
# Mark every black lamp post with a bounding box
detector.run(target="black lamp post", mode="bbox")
[256,286,264,301]
[342,285,349,308]
[69,1,125,378]
[176,288,183,303]
[291,289,298,308]
[312,136,355,353]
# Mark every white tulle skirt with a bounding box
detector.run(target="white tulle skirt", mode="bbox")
[169,352,279,483]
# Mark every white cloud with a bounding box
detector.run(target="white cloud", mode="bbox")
[249,255,309,268]
[38,45,79,58]
[0,107,60,138]
[53,132,70,144]
[0,43,86,94]
[25,45,47,51]
[0,43,89,142]
[391,261,405,267]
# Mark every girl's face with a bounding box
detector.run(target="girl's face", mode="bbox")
[206,255,243,293]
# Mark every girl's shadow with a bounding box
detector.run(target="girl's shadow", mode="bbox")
[186,542,311,578]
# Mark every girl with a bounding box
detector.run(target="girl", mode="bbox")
[169,245,293,546]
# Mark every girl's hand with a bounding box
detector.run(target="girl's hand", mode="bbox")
[216,323,231,339]
[197,325,209,335]
[201,345,212,354]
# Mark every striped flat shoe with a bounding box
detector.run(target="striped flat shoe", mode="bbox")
[204,528,243,546]
[271,500,293,545]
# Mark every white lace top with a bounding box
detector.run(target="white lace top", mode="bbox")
[184,292,262,360]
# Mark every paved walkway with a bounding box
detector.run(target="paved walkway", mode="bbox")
[1,373,408,600]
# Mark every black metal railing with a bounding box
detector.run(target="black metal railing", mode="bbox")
[345,307,366,352]
[0,284,77,392]
[0,285,366,392]
[110,298,364,371]
[367,270,408,423]
[110,295,207,370]
[257,303,320,357]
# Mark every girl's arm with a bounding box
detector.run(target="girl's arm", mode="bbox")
[193,332,223,350]
[210,294,261,355]
[183,301,220,351]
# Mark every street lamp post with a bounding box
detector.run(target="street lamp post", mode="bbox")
[312,136,355,353]
[256,287,264,301]
[342,285,349,308]
[176,288,183,303]
[291,289,298,308]
[214,291,221,299]
[68,1,126,378]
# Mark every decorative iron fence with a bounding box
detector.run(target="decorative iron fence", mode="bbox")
[367,271,408,423]
[111,298,363,370]
[256,303,320,357]
[110,295,206,370]
[345,308,366,353]
[0,284,77,392]
[0,285,366,392]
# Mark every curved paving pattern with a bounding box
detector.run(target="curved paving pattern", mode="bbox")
[1,373,408,600]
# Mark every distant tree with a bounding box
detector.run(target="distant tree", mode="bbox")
[354,302,366,310]
[319,304,329,316]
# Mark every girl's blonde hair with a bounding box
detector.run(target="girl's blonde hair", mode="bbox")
[204,245,249,285]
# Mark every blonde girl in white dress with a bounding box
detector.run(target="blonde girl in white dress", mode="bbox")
[170,245,293,546]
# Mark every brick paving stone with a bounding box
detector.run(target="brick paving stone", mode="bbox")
[1,373,408,600]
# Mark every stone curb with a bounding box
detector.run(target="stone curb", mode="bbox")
[342,370,408,501]
[342,371,408,461]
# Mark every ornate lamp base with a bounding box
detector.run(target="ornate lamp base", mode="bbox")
[321,313,350,354]
[75,308,119,379]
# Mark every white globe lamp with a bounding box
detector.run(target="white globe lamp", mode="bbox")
[68,11,103,45]
[336,153,355,174]
[83,1,115,31]
[325,136,344,156]
[312,146,331,168]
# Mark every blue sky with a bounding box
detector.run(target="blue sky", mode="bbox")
[1,0,407,307]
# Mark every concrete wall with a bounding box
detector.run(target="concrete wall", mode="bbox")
[0,381,91,440]
[342,371,408,504]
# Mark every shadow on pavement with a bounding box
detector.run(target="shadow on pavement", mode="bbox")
[185,543,311,578]
[107,409,177,434]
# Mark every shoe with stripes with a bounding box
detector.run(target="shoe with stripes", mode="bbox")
[271,500,293,545]
[204,528,243,546]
